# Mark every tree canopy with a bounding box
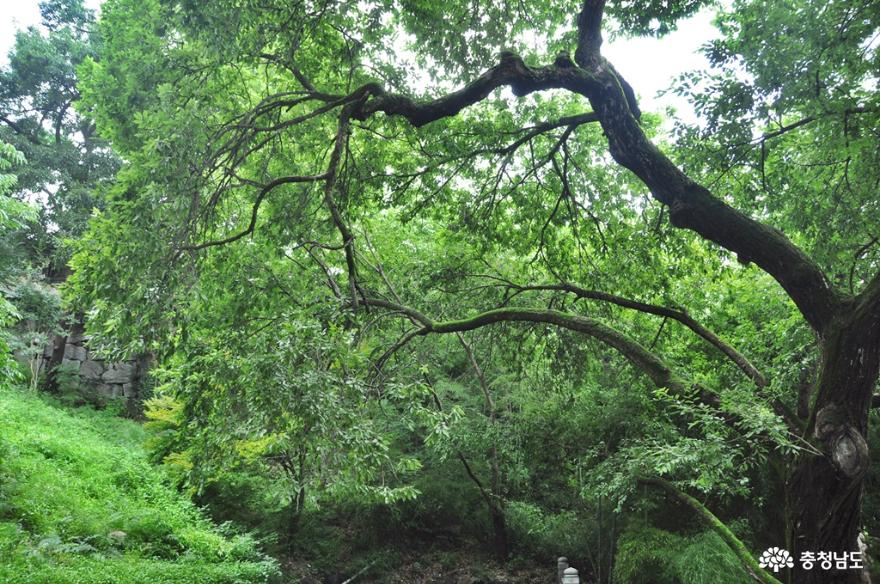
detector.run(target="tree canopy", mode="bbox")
[1,0,877,582]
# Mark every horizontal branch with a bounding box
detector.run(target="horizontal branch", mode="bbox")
[0,115,43,146]
[360,297,691,395]
[360,297,805,432]
[720,107,878,153]
[354,54,599,127]
[494,112,599,156]
[358,297,433,327]
[762,107,876,142]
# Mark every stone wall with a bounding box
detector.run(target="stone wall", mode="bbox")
[42,326,142,400]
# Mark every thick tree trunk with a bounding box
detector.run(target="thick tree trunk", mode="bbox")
[787,315,879,584]
[787,463,863,583]
[458,450,509,561]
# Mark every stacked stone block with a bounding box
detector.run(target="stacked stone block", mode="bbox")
[44,331,139,399]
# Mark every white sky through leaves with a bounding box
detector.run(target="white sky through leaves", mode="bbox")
[0,0,718,125]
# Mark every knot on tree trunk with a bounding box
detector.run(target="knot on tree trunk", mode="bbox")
[815,404,869,479]
[668,197,697,227]
[496,52,531,97]
[830,430,869,479]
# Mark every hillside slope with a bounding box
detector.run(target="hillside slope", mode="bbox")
[0,387,280,584]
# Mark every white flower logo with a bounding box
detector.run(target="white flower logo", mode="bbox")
[759,547,794,572]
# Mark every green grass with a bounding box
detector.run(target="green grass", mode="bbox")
[0,386,280,583]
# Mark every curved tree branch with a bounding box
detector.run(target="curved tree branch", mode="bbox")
[374,326,427,371]
[354,54,600,127]
[359,297,693,396]
[568,4,842,334]
[359,296,805,431]
[589,66,840,333]
[510,282,767,387]
[0,115,43,145]
[181,172,329,251]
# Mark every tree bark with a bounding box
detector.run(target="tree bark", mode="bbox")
[787,306,880,583]
[489,503,509,562]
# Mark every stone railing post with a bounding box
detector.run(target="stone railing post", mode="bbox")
[562,566,580,584]
[557,557,568,583]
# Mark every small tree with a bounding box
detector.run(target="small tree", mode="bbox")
[8,279,62,391]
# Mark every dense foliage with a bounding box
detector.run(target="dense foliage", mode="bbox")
[1,0,879,582]
[0,0,118,273]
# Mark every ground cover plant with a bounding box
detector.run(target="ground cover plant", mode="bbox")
[0,386,279,583]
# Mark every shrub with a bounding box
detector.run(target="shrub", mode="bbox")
[505,501,594,565]
[613,525,749,584]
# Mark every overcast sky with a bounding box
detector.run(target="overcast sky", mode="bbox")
[0,1,718,123]
[1,0,102,61]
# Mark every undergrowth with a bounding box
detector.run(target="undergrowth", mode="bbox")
[0,386,280,583]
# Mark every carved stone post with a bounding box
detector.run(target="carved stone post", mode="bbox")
[557,557,568,583]
[561,566,580,584]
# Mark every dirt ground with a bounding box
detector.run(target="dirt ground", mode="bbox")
[283,550,557,584]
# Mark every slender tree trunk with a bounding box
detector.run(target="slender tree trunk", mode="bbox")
[487,442,509,561]
[787,315,879,584]
[284,448,307,551]
[455,334,510,561]
[285,487,305,554]
[490,501,509,562]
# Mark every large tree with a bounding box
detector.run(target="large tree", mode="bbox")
[68,0,880,582]
[0,0,119,273]
[0,0,121,395]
